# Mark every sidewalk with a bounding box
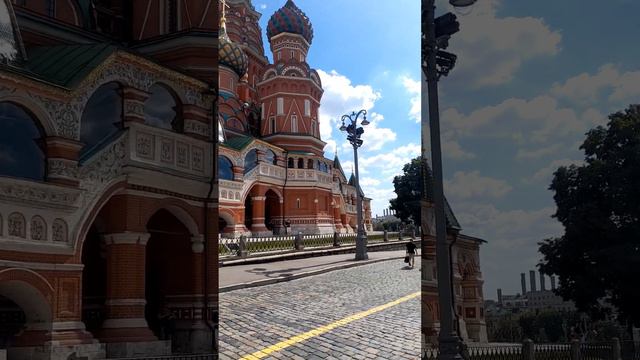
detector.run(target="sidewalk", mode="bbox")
[219,249,413,292]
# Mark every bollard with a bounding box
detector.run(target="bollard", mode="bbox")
[383,230,388,242]
[522,339,534,360]
[612,338,621,360]
[294,232,304,250]
[571,339,580,360]
[412,229,416,239]
[333,232,340,247]
[399,231,403,241]
[238,235,248,258]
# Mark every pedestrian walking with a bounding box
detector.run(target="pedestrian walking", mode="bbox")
[405,238,418,268]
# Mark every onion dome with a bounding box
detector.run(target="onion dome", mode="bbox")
[218,17,248,77]
[266,0,314,44]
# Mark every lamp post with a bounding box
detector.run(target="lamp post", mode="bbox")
[422,0,476,359]
[339,109,370,261]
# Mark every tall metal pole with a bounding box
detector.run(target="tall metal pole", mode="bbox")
[424,0,463,359]
[353,141,367,260]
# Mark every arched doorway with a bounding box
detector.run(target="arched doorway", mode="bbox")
[81,224,107,335]
[0,277,53,349]
[218,217,228,233]
[145,209,194,346]
[0,295,25,349]
[264,190,281,234]
[243,196,253,231]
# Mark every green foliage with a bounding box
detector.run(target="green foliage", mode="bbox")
[538,105,640,326]
[390,157,424,225]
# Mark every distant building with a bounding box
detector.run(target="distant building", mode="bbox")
[495,270,576,314]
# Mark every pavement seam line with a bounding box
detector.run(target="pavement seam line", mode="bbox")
[238,291,421,360]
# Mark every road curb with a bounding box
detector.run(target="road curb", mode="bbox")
[219,256,405,293]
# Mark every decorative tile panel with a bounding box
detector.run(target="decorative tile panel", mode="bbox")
[136,132,154,159]
[160,138,174,164]
[30,216,47,241]
[176,142,190,168]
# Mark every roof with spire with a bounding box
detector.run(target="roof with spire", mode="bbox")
[218,4,248,77]
[266,0,314,44]
[333,154,347,181]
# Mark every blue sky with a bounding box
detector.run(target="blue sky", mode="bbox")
[256,0,422,225]
[255,0,640,300]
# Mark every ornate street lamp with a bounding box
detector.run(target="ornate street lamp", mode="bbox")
[339,109,369,261]
[422,0,476,360]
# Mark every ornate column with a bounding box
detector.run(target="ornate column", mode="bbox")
[183,104,211,141]
[97,232,169,357]
[232,166,244,181]
[122,87,149,124]
[250,196,268,235]
[422,200,440,346]
[45,137,83,186]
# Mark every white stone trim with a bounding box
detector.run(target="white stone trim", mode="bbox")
[103,232,150,246]
[190,235,204,253]
[102,318,149,329]
[105,299,147,306]
[51,321,87,331]
[0,260,83,271]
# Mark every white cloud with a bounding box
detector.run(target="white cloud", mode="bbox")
[401,75,421,123]
[317,69,397,154]
[445,171,512,200]
[441,96,599,145]
[551,64,640,107]
[516,144,563,160]
[259,4,267,10]
[441,0,562,87]
[360,177,381,187]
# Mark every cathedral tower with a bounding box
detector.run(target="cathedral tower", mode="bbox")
[258,0,325,155]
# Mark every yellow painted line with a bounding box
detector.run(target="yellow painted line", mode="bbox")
[238,291,421,360]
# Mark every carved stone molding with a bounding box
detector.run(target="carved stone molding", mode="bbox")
[0,179,81,209]
[183,119,211,138]
[48,158,79,179]
[30,94,81,140]
[78,132,128,193]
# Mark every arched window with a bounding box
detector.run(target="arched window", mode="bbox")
[288,157,294,168]
[307,159,314,169]
[218,155,234,180]
[244,149,258,174]
[265,149,277,165]
[297,158,304,169]
[0,102,46,180]
[81,82,122,153]
[144,83,182,132]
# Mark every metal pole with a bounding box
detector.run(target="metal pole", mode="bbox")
[424,0,463,359]
[354,140,367,260]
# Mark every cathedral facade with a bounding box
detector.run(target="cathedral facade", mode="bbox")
[0,1,218,359]
[217,0,373,237]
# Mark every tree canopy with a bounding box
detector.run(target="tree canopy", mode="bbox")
[389,156,423,225]
[538,105,640,326]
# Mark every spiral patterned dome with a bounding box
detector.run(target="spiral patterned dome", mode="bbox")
[266,0,313,44]
[218,18,248,77]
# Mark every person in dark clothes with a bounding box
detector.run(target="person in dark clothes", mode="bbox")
[406,239,418,268]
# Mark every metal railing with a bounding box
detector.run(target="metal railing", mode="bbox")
[423,339,624,360]
[112,354,216,360]
[218,231,403,258]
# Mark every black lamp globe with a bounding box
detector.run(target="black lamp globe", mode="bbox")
[449,0,476,6]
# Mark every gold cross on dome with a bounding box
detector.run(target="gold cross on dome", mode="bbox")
[221,0,230,19]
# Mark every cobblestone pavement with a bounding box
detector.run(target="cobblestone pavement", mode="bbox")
[219,258,421,359]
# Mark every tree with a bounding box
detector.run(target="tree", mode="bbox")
[389,157,423,225]
[539,104,640,326]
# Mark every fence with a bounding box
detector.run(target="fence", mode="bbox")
[218,230,404,258]
[423,338,633,360]
[112,354,216,360]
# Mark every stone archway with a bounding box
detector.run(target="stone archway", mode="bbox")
[145,209,193,343]
[0,270,53,350]
[264,189,282,235]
